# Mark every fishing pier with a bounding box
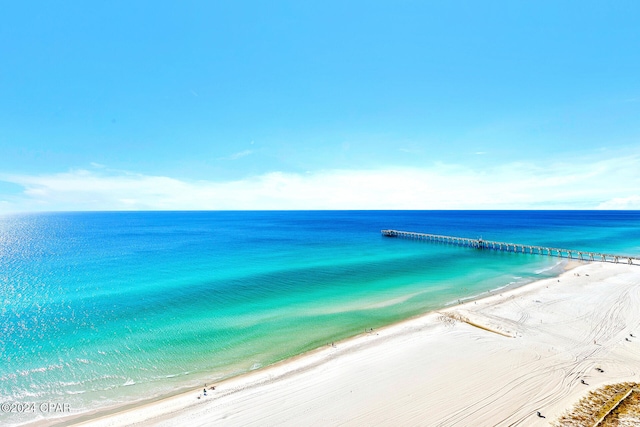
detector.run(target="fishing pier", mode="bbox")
[381,230,640,265]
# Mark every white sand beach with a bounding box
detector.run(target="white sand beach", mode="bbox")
[66,261,640,427]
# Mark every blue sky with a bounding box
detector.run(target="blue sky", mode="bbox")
[1,1,639,211]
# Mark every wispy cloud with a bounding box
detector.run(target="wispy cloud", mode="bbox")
[1,153,639,212]
[219,150,254,161]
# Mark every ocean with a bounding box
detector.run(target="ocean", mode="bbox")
[1,210,640,425]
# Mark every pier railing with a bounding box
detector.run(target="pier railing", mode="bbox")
[381,230,640,266]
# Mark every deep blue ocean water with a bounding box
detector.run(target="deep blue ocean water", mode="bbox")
[1,210,640,425]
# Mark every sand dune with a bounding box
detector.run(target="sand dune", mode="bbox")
[71,262,640,427]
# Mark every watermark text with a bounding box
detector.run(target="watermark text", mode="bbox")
[1,402,71,413]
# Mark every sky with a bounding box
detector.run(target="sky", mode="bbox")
[1,1,639,211]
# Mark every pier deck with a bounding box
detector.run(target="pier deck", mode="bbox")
[381,229,640,265]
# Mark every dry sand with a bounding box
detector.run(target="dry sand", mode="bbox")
[68,262,640,427]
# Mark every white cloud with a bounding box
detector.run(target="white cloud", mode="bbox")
[1,153,639,212]
[597,195,640,210]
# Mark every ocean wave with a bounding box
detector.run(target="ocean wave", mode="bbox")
[490,283,512,292]
[16,363,62,377]
[535,261,563,274]
[0,373,17,381]
[60,380,83,387]
[15,390,45,398]
[446,284,515,306]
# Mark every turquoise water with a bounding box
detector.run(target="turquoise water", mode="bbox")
[1,210,639,425]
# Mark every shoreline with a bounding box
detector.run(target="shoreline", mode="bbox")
[23,260,570,427]
[40,260,640,426]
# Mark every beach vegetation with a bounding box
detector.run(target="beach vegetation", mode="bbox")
[553,382,639,426]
